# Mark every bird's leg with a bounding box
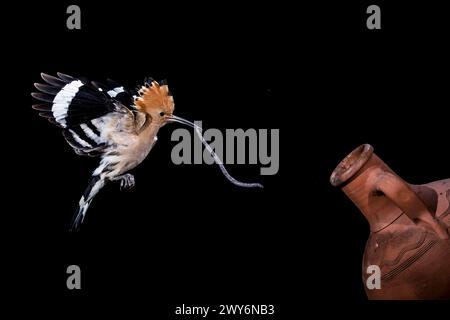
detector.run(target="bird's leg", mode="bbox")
[112,174,135,190]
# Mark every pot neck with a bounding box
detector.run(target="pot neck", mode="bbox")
[340,154,404,231]
[331,145,448,238]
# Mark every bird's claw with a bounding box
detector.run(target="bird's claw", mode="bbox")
[118,174,135,190]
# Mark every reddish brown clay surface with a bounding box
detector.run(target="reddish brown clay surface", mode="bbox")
[331,144,450,300]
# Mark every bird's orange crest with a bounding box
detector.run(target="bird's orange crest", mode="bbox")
[134,80,175,115]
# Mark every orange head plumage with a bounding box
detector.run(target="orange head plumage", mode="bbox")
[134,79,175,125]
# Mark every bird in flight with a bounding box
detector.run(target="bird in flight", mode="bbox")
[32,73,262,231]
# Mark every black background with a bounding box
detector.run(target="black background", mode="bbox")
[6,0,450,317]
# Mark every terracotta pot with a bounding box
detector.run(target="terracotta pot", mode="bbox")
[330,144,450,300]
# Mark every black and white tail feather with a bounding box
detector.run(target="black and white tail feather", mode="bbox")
[32,72,139,231]
[70,175,105,231]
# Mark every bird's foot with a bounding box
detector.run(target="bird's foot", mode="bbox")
[114,174,135,190]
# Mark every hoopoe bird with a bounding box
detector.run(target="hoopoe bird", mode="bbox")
[32,73,261,231]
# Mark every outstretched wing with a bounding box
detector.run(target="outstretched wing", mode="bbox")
[32,72,138,157]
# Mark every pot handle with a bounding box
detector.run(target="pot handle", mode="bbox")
[375,171,449,240]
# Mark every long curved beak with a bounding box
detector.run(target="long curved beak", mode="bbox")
[167,115,200,130]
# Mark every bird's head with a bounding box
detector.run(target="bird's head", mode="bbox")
[134,79,175,126]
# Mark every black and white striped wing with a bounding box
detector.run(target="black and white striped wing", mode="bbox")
[32,73,136,157]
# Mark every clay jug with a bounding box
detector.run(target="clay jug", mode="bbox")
[330,144,450,299]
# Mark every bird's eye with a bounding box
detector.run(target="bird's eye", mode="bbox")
[159,112,165,117]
